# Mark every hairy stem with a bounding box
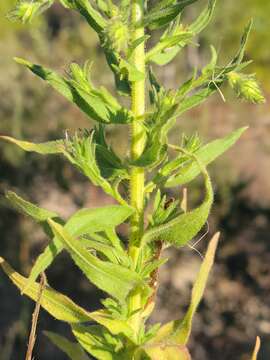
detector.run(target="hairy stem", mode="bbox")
[129,0,146,335]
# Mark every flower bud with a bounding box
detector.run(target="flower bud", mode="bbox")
[104,17,129,53]
[228,72,265,104]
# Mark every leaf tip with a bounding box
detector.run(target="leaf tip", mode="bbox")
[210,231,220,249]
[14,57,30,67]
[251,336,261,360]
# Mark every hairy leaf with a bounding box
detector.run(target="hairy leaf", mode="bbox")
[72,324,126,360]
[164,127,247,187]
[171,232,220,344]
[15,58,132,124]
[0,257,92,323]
[66,205,134,237]
[48,219,143,302]
[147,0,216,66]
[150,232,219,346]
[142,0,198,30]
[189,0,216,35]
[135,344,191,360]
[143,153,213,247]
[81,309,135,341]
[25,204,134,292]
[0,136,64,154]
[146,32,193,64]
[5,191,58,222]
[45,331,90,360]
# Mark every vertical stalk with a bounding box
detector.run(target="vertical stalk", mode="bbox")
[129,0,146,334]
[129,0,146,259]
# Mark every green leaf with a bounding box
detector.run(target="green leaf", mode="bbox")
[118,59,145,82]
[0,257,136,337]
[101,42,131,96]
[164,127,248,187]
[72,324,127,360]
[0,257,92,323]
[148,0,216,66]
[135,344,191,360]
[15,58,132,124]
[80,237,123,264]
[5,191,58,222]
[143,152,213,247]
[149,46,181,66]
[0,135,64,155]
[232,20,253,65]
[45,331,90,360]
[66,205,134,237]
[189,0,216,35]
[48,219,144,302]
[142,0,198,30]
[24,204,134,293]
[149,232,219,346]
[174,86,216,117]
[157,233,219,345]
[80,309,135,341]
[63,130,127,203]
[94,125,129,181]
[133,88,177,169]
[146,32,193,64]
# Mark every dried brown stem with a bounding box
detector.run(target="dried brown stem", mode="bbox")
[25,273,46,360]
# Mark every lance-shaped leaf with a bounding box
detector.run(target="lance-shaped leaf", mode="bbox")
[170,232,220,344]
[143,153,213,247]
[0,257,136,341]
[136,344,191,360]
[66,205,134,237]
[72,324,129,360]
[82,309,135,341]
[1,131,128,204]
[24,204,134,292]
[150,232,219,346]
[251,337,261,360]
[146,32,193,64]
[163,127,247,187]
[232,20,252,65]
[142,0,198,30]
[14,58,132,125]
[63,130,127,203]
[0,257,92,323]
[147,0,216,66]
[0,136,64,155]
[189,0,216,35]
[175,86,216,117]
[5,191,58,222]
[45,331,90,360]
[48,219,143,302]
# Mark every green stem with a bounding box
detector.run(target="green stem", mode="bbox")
[129,0,146,335]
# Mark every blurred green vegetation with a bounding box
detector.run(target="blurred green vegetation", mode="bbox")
[0,1,269,359]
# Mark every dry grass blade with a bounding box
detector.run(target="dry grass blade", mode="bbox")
[251,336,261,360]
[25,273,46,360]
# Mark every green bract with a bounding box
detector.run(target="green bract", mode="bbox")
[1,1,265,359]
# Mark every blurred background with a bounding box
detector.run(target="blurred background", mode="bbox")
[0,1,269,359]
